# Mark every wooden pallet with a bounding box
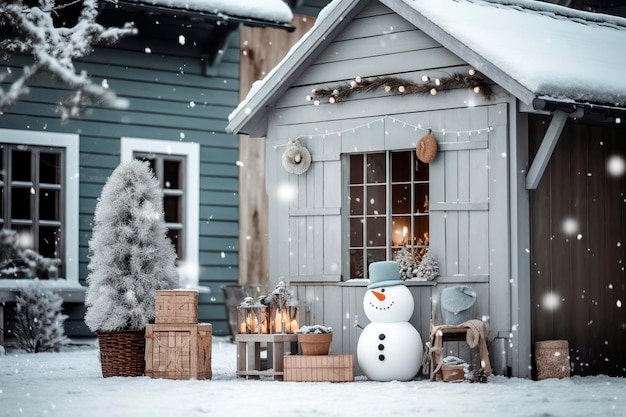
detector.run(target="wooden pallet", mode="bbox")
[284,355,354,382]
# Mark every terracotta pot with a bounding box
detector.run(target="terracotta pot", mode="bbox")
[297,333,332,355]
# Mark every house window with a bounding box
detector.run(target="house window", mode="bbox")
[0,129,79,283]
[121,138,199,287]
[134,153,186,260]
[348,151,429,279]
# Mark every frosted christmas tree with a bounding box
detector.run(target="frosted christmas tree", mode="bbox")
[85,160,178,332]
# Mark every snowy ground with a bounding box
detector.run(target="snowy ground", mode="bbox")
[1,337,624,417]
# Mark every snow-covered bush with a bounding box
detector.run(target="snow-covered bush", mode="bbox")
[13,279,69,353]
[85,160,178,332]
[0,229,62,278]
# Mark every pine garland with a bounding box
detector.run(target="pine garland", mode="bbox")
[306,70,491,105]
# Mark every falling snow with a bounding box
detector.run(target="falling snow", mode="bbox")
[562,218,579,236]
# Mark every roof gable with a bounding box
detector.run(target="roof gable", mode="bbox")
[227,0,626,136]
[227,0,366,136]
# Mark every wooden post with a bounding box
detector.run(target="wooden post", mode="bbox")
[238,15,316,287]
[0,305,4,346]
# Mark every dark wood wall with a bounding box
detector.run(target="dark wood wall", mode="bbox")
[530,115,626,376]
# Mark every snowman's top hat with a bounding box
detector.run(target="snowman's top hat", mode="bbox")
[368,261,405,289]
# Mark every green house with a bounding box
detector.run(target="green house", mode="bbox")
[0,0,321,341]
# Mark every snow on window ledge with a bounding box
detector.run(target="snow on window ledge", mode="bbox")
[339,279,436,287]
[0,279,85,303]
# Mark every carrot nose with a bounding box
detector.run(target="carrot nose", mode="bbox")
[372,290,385,301]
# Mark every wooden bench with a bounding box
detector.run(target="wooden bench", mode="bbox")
[235,333,298,380]
[428,320,492,381]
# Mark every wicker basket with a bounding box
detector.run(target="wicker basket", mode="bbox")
[97,330,145,377]
[297,333,332,355]
[535,340,570,380]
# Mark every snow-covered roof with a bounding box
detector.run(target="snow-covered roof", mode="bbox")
[125,0,294,24]
[410,0,626,107]
[227,0,626,136]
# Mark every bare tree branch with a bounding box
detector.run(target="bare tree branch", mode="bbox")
[0,0,136,120]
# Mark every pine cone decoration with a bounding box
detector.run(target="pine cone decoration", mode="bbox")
[470,368,488,383]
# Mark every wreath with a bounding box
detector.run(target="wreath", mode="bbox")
[282,138,311,175]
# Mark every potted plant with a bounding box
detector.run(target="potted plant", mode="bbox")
[295,324,333,355]
[84,160,178,377]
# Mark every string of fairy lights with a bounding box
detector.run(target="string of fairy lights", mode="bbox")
[273,70,494,149]
[272,115,494,149]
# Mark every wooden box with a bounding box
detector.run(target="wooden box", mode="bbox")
[442,364,466,382]
[155,290,198,324]
[283,354,354,382]
[145,323,212,380]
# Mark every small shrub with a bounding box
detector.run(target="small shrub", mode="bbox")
[13,280,69,353]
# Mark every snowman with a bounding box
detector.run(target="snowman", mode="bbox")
[357,261,423,381]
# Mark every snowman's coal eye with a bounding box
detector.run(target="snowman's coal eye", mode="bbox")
[381,288,385,292]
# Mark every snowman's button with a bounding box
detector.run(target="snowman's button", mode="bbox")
[378,354,385,361]
[378,333,385,340]
[378,344,384,351]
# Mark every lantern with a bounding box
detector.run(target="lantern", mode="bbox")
[237,297,269,334]
[270,300,300,334]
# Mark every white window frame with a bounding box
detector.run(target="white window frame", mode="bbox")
[121,138,199,287]
[0,128,79,287]
[345,150,429,280]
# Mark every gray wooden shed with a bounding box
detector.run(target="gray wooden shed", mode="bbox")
[227,0,626,378]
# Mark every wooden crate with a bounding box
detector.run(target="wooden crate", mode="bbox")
[284,355,354,382]
[145,323,212,380]
[155,290,198,324]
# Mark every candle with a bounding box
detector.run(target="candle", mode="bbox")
[274,310,284,333]
[289,319,298,333]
